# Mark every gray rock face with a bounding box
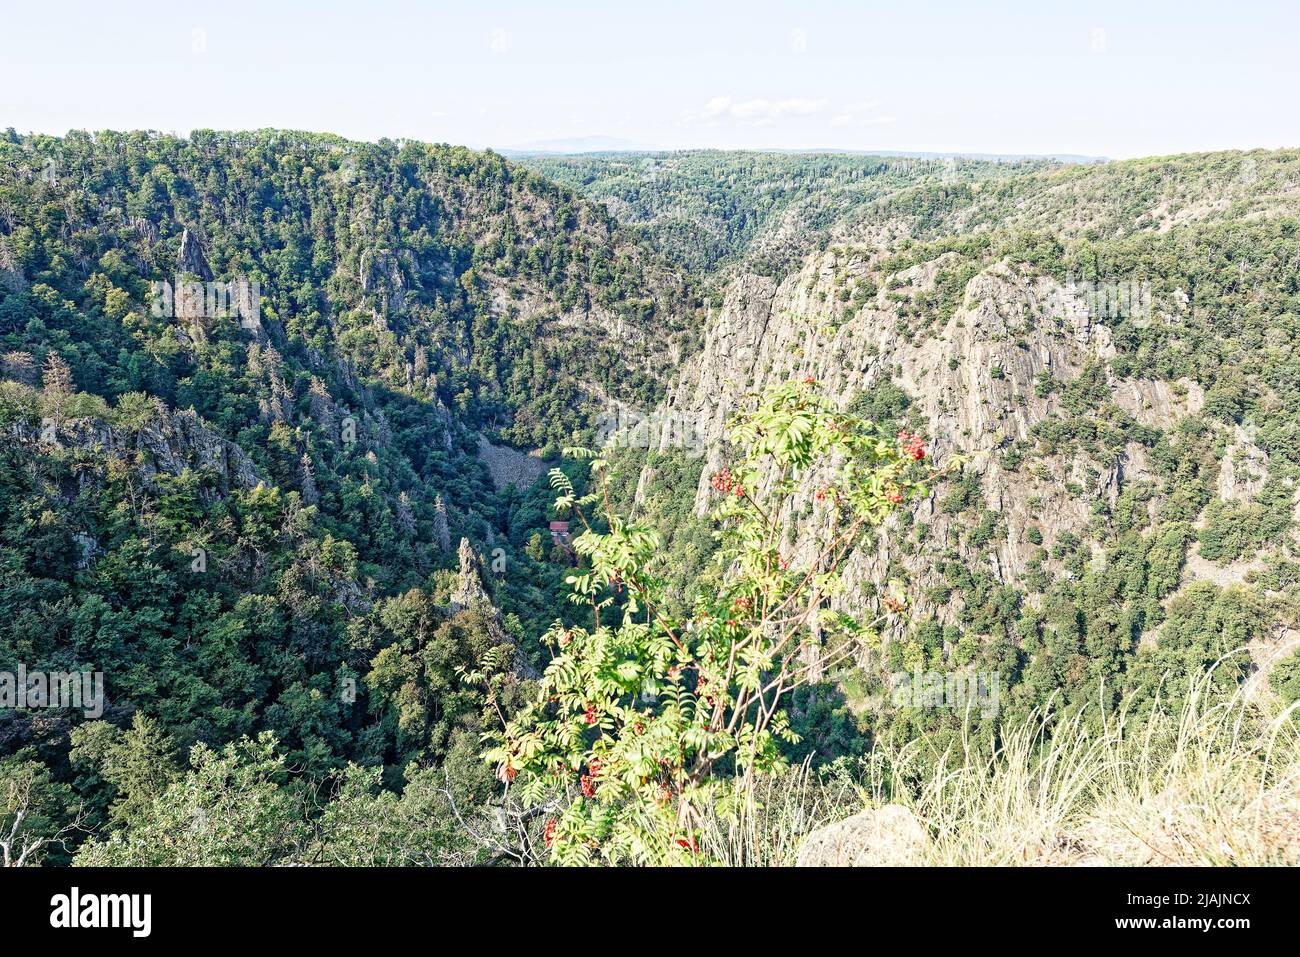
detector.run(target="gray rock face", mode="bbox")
[1216,424,1269,503]
[446,536,540,678]
[177,228,212,281]
[450,537,492,611]
[796,804,929,866]
[30,404,263,494]
[653,249,1208,636]
[134,408,263,491]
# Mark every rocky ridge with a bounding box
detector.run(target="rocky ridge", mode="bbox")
[642,225,1300,713]
[655,248,1197,631]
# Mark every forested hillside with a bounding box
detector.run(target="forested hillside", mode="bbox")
[0,129,703,864]
[1,135,1297,867]
[522,150,1056,280]
[603,149,1300,766]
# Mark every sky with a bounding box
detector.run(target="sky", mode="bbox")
[3,0,1299,158]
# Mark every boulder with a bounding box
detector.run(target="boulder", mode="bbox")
[796,804,928,867]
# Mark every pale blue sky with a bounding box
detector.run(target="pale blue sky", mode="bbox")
[4,0,1298,157]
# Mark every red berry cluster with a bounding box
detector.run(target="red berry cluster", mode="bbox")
[897,430,926,461]
[733,595,752,611]
[886,487,904,505]
[802,375,817,385]
[676,836,699,853]
[543,817,557,849]
[710,468,746,498]
[580,774,596,798]
[583,705,597,726]
[696,673,717,708]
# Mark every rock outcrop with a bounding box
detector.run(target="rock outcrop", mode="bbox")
[656,249,1188,633]
[177,227,213,280]
[447,536,540,678]
[796,805,929,866]
[133,408,263,491]
[1216,425,1269,502]
[21,404,263,495]
[450,537,493,612]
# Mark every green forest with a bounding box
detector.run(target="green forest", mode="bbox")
[1,133,1298,867]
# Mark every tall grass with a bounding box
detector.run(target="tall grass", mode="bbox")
[693,759,861,867]
[695,659,1300,866]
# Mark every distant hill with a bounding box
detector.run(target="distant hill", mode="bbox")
[520,150,1061,277]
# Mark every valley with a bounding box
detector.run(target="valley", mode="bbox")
[1,131,1298,866]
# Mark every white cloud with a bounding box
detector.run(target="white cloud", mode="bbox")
[828,99,895,128]
[685,96,829,126]
[699,96,732,119]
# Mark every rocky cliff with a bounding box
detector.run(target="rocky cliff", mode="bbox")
[649,229,1291,680]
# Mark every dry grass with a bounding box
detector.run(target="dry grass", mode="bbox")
[693,760,860,867]
[695,657,1300,866]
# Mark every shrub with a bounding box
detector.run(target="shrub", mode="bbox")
[473,380,947,863]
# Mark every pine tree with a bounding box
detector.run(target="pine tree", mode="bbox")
[41,352,73,423]
[42,352,72,396]
[299,453,319,504]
